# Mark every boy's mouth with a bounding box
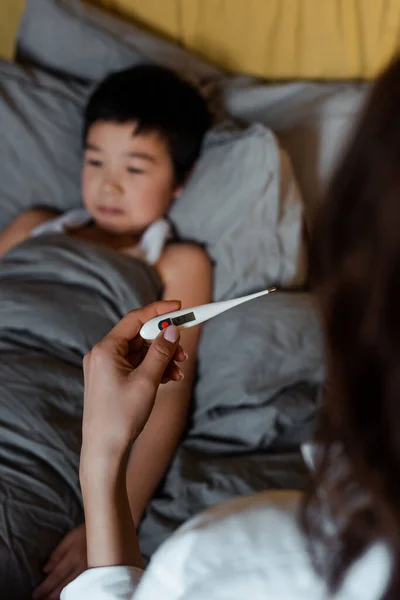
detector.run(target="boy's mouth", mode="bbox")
[97,206,125,216]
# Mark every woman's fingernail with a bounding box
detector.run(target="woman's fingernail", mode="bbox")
[164,325,179,343]
[183,352,189,361]
[178,369,184,380]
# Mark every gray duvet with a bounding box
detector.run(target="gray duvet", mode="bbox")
[0,235,323,599]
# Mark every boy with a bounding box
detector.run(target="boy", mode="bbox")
[0,65,212,599]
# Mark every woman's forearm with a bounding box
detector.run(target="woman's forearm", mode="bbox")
[78,303,185,573]
[80,449,143,569]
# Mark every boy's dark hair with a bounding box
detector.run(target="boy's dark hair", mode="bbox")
[83,64,211,185]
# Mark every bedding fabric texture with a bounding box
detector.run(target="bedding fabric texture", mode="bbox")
[0,234,322,599]
[169,123,307,298]
[0,61,86,227]
[0,60,306,300]
[0,235,162,598]
[222,76,369,222]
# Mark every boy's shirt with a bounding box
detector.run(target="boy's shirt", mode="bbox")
[30,208,172,265]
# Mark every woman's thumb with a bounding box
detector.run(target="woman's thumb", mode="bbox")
[139,325,180,383]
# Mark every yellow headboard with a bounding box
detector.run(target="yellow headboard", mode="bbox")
[0,0,25,60]
[2,0,400,79]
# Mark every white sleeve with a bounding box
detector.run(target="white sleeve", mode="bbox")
[61,566,143,600]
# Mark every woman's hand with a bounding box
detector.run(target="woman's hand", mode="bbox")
[81,300,185,461]
[79,301,186,569]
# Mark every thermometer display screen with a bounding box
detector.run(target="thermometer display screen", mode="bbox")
[171,312,196,326]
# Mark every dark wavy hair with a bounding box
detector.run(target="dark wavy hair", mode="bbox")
[302,56,400,598]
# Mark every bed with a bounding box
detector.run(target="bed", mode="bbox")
[0,1,371,598]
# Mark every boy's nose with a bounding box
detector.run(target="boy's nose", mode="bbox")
[103,176,123,195]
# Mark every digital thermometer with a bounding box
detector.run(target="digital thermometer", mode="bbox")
[140,287,277,341]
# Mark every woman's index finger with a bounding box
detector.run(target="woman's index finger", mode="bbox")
[104,300,182,344]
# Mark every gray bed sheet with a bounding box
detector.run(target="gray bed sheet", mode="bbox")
[0,235,323,598]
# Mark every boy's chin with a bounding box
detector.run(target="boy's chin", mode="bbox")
[93,217,144,237]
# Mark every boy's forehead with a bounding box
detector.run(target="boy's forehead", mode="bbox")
[86,120,167,154]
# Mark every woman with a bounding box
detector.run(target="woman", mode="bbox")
[62,56,400,599]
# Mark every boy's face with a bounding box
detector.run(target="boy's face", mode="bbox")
[82,121,180,235]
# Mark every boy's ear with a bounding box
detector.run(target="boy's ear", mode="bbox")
[173,183,185,198]
[173,166,194,197]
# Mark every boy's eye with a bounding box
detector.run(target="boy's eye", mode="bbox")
[127,167,144,174]
[87,159,103,168]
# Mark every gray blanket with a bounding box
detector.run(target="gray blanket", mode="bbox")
[0,235,161,598]
[0,235,323,598]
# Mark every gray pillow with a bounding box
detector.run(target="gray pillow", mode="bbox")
[0,60,86,226]
[170,123,307,299]
[16,0,222,87]
[222,76,368,224]
[192,291,324,452]
[0,61,306,299]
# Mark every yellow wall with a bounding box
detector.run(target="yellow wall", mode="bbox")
[87,0,400,78]
[90,0,181,42]
[0,0,25,59]
[2,0,400,79]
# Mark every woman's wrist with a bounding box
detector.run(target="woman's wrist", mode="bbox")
[80,448,143,569]
[80,442,131,491]
[81,423,136,460]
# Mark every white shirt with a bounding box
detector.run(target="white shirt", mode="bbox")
[30,209,172,265]
[61,490,391,600]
